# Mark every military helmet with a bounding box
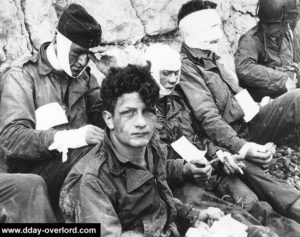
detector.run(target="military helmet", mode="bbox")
[257,0,299,23]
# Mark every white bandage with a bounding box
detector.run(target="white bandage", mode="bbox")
[179,9,223,51]
[56,31,73,77]
[144,44,181,97]
[48,126,89,162]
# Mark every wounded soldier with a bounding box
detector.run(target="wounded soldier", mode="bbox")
[59,65,275,236]
[60,65,223,236]
[177,0,300,228]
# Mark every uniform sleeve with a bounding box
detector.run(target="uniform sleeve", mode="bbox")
[165,159,186,189]
[60,170,122,236]
[235,34,288,98]
[0,68,57,162]
[80,174,122,236]
[179,61,247,154]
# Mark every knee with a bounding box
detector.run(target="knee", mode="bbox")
[13,174,47,192]
[218,176,258,211]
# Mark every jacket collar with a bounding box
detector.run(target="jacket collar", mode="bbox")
[157,88,185,119]
[104,129,156,193]
[37,42,56,76]
[104,130,127,175]
[181,42,220,70]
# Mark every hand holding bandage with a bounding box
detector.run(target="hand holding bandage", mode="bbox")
[183,159,213,183]
[49,125,103,162]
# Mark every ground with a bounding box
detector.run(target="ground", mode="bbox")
[267,144,300,190]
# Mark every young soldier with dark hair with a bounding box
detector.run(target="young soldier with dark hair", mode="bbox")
[60,64,228,236]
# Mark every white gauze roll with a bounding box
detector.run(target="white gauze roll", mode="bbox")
[179,9,223,51]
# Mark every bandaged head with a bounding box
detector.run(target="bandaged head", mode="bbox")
[179,8,223,51]
[56,4,102,77]
[144,44,181,97]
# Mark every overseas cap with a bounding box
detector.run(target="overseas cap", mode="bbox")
[57,4,102,48]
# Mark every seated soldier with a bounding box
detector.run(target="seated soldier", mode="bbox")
[0,4,111,218]
[145,43,300,236]
[177,0,300,225]
[235,0,300,102]
[0,173,56,223]
[59,65,277,236]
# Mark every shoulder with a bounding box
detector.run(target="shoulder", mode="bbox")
[5,54,37,73]
[239,25,261,46]
[70,142,108,177]
[1,54,38,83]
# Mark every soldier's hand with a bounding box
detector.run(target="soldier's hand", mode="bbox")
[195,207,224,225]
[245,142,274,165]
[89,46,118,76]
[84,125,104,145]
[222,152,245,175]
[183,159,212,182]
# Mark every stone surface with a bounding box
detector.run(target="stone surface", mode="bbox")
[132,0,189,35]
[223,12,257,53]
[231,0,259,16]
[22,0,58,50]
[0,0,31,72]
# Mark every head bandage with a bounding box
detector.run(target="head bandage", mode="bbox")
[56,31,73,77]
[179,9,223,51]
[144,44,181,97]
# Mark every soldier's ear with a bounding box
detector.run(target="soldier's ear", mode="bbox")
[102,110,114,129]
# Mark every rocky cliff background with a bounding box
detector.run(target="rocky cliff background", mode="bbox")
[0,0,259,81]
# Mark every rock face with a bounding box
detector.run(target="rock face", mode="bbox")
[0,0,32,72]
[131,0,190,35]
[22,0,58,51]
[0,0,260,73]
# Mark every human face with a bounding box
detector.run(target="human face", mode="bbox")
[104,92,157,148]
[264,22,289,38]
[68,43,90,77]
[159,70,180,92]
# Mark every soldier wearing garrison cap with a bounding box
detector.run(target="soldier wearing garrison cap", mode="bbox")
[0,3,113,219]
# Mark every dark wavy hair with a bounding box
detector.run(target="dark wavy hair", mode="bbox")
[100,64,160,114]
[177,0,217,24]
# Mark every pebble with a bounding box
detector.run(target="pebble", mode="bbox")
[267,145,300,190]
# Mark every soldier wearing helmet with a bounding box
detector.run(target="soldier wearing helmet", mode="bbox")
[235,0,300,102]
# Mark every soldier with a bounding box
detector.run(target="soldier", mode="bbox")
[0,4,111,218]
[235,0,300,102]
